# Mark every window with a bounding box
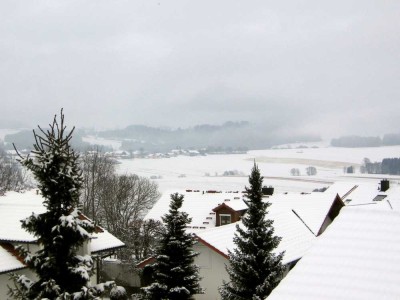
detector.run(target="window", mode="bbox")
[220,214,232,226]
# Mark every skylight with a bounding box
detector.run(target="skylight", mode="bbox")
[373,195,387,202]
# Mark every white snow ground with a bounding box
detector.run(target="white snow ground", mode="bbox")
[116,146,400,194]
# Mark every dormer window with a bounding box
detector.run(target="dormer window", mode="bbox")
[220,214,232,226]
[212,201,247,226]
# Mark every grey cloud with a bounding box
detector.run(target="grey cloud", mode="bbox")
[0,1,399,139]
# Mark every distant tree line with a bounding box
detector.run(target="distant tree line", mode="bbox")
[290,166,317,176]
[360,157,400,175]
[382,158,400,175]
[343,166,355,174]
[331,133,400,148]
[360,158,381,174]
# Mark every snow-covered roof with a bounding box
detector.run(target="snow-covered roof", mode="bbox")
[264,191,342,236]
[196,208,317,264]
[268,208,400,300]
[0,190,46,243]
[327,180,400,210]
[144,190,246,232]
[218,199,248,212]
[326,181,379,204]
[324,181,362,199]
[383,185,400,210]
[0,190,124,253]
[91,230,125,254]
[145,189,341,235]
[192,190,343,264]
[0,244,26,274]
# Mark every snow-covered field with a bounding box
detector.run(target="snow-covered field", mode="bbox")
[3,128,399,195]
[116,146,400,194]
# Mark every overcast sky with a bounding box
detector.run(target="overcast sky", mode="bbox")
[1,1,399,138]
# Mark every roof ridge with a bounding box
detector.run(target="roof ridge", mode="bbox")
[341,185,359,200]
[291,209,316,236]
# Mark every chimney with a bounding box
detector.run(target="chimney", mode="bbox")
[262,186,274,196]
[380,179,390,192]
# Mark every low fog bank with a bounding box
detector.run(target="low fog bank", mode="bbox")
[2,121,320,153]
[97,121,320,152]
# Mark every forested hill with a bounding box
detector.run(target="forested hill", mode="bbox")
[3,129,90,151]
[98,121,320,152]
[331,134,400,148]
[3,121,321,153]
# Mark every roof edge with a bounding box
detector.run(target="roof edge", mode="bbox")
[0,265,28,275]
[195,235,229,259]
[0,239,37,244]
[136,256,157,268]
[91,244,126,254]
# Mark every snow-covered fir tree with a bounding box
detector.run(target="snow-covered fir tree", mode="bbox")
[142,193,203,300]
[8,111,120,299]
[219,163,285,300]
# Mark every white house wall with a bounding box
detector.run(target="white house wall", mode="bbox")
[0,268,36,300]
[194,243,229,300]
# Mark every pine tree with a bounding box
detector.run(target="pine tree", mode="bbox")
[220,163,285,300]
[8,110,111,299]
[142,193,203,300]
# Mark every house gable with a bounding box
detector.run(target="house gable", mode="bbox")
[196,236,228,259]
[317,194,345,236]
[0,190,125,289]
[0,243,26,275]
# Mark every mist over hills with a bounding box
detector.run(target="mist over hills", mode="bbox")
[0,119,29,129]
[3,129,91,151]
[2,121,320,153]
[7,126,400,154]
[98,121,320,152]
